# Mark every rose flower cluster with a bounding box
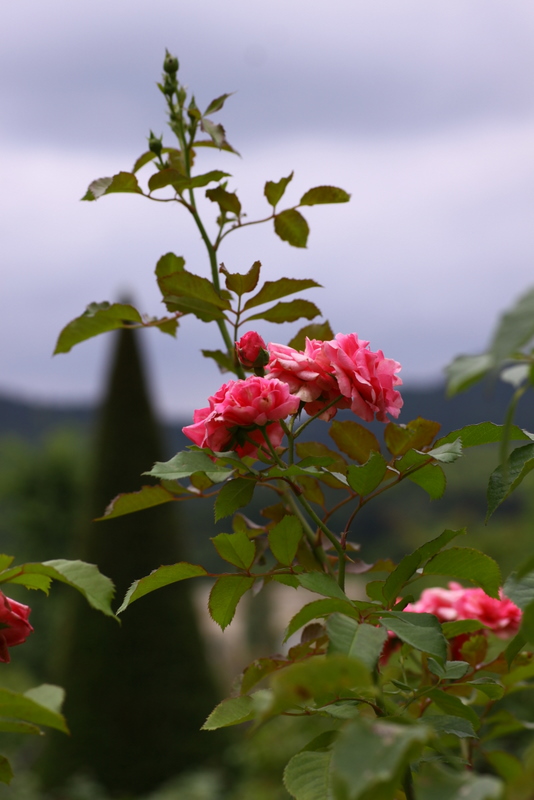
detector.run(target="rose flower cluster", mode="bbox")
[0,592,33,663]
[183,331,403,456]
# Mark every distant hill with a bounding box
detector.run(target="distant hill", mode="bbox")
[0,380,531,456]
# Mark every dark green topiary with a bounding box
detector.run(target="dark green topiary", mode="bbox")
[42,326,223,795]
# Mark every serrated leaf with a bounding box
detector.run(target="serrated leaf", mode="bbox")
[331,717,432,800]
[296,442,347,477]
[159,270,230,309]
[0,686,68,733]
[424,439,463,463]
[288,322,334,350]
[424,548,501,598]
[204,92,233,116]
[284,599,360,642]
[202,695,254,730]
[54,302,143,354]
[427,658,470,680]
[211,532,255,570]
[96,484,178,521]
[382,553,422,607]
[299,186,350,206]
[241,658,286,694]
[385,417,441,456]
[489,285,534,364]
[132,150,157,173]
[145,451,233,483]
[164,295,227,321]
[118,562,208,612]
[81,171,143,201]
[206,185,241,215]
[486,442,534,520]
[284,750,332,800]
[380,611,447,661]
[329,420,381,464]
[246,299,320,324]
[201,349,236,372]
[297,573,349,601]
[274,209,309,248]
[0,556,14,571]
[442,619,485,638]
[503,570,534,610]
[214,478,256,521]
[155,252,185,280]
[407,463,446,499]
[424,714,477,739]
[220,261,261,296]
[346,452,387,496]
[264,172,294,208]
[437,421,532,448]
[427,689,480,730]
[244,278,321,311]
[201,117,234,150]
[268,516,302,566]
[417,528,467,562]
[327,615,387,671]
[209,575,254,630]
[416,763,503,800]
[148,168,183,192]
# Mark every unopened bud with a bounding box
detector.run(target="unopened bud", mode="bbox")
[163,51,179,75]
[236,332,269,374]
[148,131,163,157]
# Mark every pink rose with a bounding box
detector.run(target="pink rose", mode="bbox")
[235,332,269,371]
[267,334,403,423]
[403,583,467,622]
[0,593,33,663]
[454,586,522,638]
[183,376,300,457]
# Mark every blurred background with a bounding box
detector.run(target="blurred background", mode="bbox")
[1,1,533,797]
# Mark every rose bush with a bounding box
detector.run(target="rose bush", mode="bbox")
[0,592,33,663]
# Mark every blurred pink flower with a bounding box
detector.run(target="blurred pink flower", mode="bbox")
[0,593,33,663]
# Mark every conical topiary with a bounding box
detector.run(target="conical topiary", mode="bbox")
[42,326,224,795]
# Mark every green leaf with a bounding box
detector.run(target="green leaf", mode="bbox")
[132,150,157,173]
[382,553,422,607]
[208,575,254,629]
[284,599,360,642]
[246,299,320,324]
[427,658,470,680]
[427,689,480,730]
[155,252,185,280]
[202,695,254,730]
[519,599,534,644]
[82,171,143,201]
[331,717,432,800]
[416,763,503,800]
[424,714,477,739]
[220,261,261,296]
[503,570,534,610]
[486,442,534,519]
[416,528,467,562]
[489,285,534,365]
[296,442,347,478]
[327,616,387,671]
[329,420,381,464]
[211,532,255,570]
[407,464,446,499]
[424,548,501,598]
[269,655,371,715]
[206,185,241,215]
[380,611,447,661]
[437,421,532,448]
[145,451,233,483]
[0,756,13,786]
[0,686,68,733]
[442,619,485,638]
[159,270,230,310]
[118,562,208,612]
[297,573,349,601]
[445,354,494,396]
[201,349,235,372]
[384,418,441,456]
[96,484,178,521]
[244,277,321,311]
[201,117,235,150]
[274,209,309,248]
[299,186,350,206]
[147,167,183,192]
[0,719,41,735]
[268,516,302,566]
[54,302,143,354]
[346,452,388,496]
[214,478,256,521]
[288,322,334,350]
[204,92,234,115]
[425,439,463,463]
[0,556,14,571]
[38,560,115,617]
[241,657,286,694]
[264,172,294,208]
[284,750,333,800]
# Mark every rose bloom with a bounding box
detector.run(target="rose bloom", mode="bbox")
[0,593,33,663]
[235,331,268,370]
[267,334,402,423]
[183,376,300,457]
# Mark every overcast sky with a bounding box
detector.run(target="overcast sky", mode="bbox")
[1,1,533,419]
